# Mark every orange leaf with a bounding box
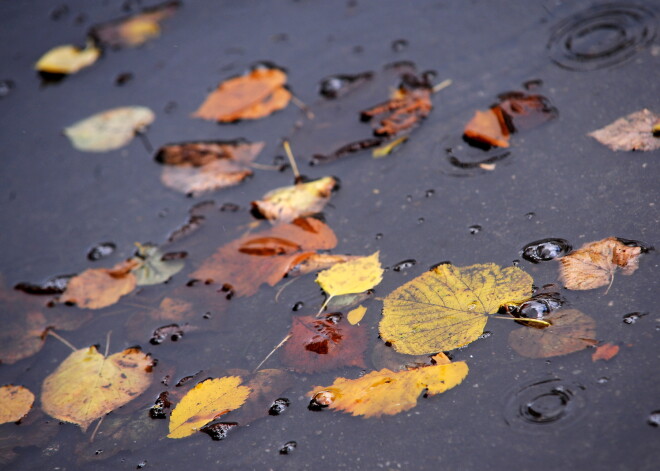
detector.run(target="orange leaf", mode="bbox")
[464,108,510,148]
[60,259,139,309]
[193,65,291,122]
[592,343,620,362]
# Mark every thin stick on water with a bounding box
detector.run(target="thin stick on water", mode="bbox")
[490,315,551,328]
[104,330,112,357]
[47,330,77,352]
[282,140,301,182]
[253,333,292,372]
[137,130,153,153]
[274,277,300,303]
[315,295,333,318]
[432,78,452,94]
[89,416,105,443]
[250,162,283,171]
[291,95,315,120]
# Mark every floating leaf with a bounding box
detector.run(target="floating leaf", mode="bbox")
[251,176,338,224]
[559,237,644,291]
[193,65,291,122]
[308,361,468,418]
[380,263,533,354]
[35,42,100,74]
[168,376,251,439]
[282,314,367,373]
[464,108,510,148]
[347,305,367,325]
[191,217,338,297]
[316,252,383,301]
[41,346,153,432]
[372,136,408,158]
[508,309,597,358]
[64,106,155,152]
[157,140,264,196]
[89,1,179,48]
[60,259,139,309]
[0,386,35,424]
[592,343,620,362]
[132,243,184,286]
[588,109,660,152]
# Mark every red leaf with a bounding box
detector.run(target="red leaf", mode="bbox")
[592,343,620,362]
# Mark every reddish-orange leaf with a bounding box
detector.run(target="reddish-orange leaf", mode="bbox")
[592,343,620,362]
[464,108,511,148]
[282,314,367,374]
[191,218,337,297]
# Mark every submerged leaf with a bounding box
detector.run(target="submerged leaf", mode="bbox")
[132,243,184,286]
[41,346,153,432]
[316,252,383,298]
[35,42,100,74]
[251,176,338,224]
[588,109,660,152]
[508,309,597,358]
[380,263,533,354]
[308,361,468,418]
[592,342,620,361]
[193,65,291,122]
[0,385,35,424]
[157,140,264,196]
[168,376,251,439]
[60,259,139,309]
[559,237,643,290]
[64,106,155,152]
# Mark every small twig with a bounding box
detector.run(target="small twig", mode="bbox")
[274,277,299,303]
[315,295,333,318]
[432,78,452,94]
[253,333,292,372]
[47,330,77,352]
[282,140,301,181]
[604,273,615,295]
[89,416,105,443]
[249,162,283,171]
[291,95,314,120]
[137,131,153,153]
[104,331,112,357]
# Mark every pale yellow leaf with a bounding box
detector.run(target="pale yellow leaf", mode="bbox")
[0,385,35,424]
[316,252,383,298]
[35,43,100,74]
[347,305,367,325]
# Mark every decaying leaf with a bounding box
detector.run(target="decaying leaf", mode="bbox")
[193,65,291,122]
[316,252,383,303]
[64,106,155,152]
[588,109,660,152]
[308,361,468,418]
[380,263,533,354]
[157,140,264,196]
[508,309,597,359]
[89,1,180,49]
[251,176,338,223]
[60,259,139,309]
[132,243,184,286]
[372,136,409,158]
[559,237,644,291]
[347,305,367,325]
[41,346,153,432]
[0,385,35,424]
[191,217,338,297]
[35,42,100,74]
[282,314,367,373]
[168,376,251,439]
[592,342,620,362]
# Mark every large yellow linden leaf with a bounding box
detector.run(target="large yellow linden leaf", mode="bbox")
[0,385,35,424]
[41,346,153,432]
[380,263,533,354]
[316,251,383,298]
[35,43,100,74]
[168,377,251,439]
[309,361,468,418]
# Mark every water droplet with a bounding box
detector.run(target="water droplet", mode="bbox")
[87,242,116,261]
[309,390,335,410]
[95,449,103,455]
[115,72,133,86]
[405,194,413,202]
[292,302,304,312]
[200,422,238,440]
[512,259,520,267]
[375,233,383,240]
[596,377,610,384]
[269,398,291,416]
[202,312,211,319]
[150,324,184,345]
[425,189,435,197]
[623,312,648,324]
[478,331,493,340]
[391,39,409,52]
[417,217,425,224]
[14,273,74,295]
[318,72,372,99]
[469,225,482,235]
[136,460,147,469]
[149,392,171,419]
[392,259,416,272]
[525,212,536,220]
[0,79,14,98]
[279,441,297,455]
[521,238,572,263]
[647,411,660,427]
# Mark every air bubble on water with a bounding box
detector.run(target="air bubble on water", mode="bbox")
[647,411,660,427]
[136,461,147,469]
[469,225,482,235]
[309,390,335,410]
[405,194,413,202]
[375,233,383,240]
[391,39,409,52]
[279,441,297,455]
[87,242,116,261]
[596,377,610,384]
[525,212,536,220]
[392,259,416,272]
[269,398,291,416]
[417,217,425,224]
[622,312,647,324]
[521,238,571,263]
[292,302,304,312]
[425,189,435,197]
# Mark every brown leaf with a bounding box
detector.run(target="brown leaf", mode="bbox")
[60,259,140,309]
[559,237,643,291]
[193,65,291,122]
[191,218,337,297]
[508,309,597,359]
[282,314,367,374]
[592,343,620,362]
[157,140,264,196]
[588,109,660,152]
[463,108,511,148]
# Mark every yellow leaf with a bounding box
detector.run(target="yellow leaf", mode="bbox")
[41,346,153,432]
[251,176,338,224]
[168,376,251,439]
[64,106,155,152]
[0,385,35,424]
[316,252,383,298]
[35,43,100,74]
[347,305,367,325]
[372,136,408,158]
[60,259,140,309]
[380,263,533,354]
[308,361,468,418]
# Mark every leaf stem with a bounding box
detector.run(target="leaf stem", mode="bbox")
[104,331,112,357]
[282,140,301,181]
[253,333,292,372]
[291,95,315,120]
[47,330,77,352]
[89,415,105,443]
[316,295,333,318]
[432,78,452,94]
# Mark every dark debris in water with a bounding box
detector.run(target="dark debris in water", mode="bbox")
[279,441,297,455]
[319,72,373,99]
[14,273,75,295]
[622,312,648,325]
[268,397,291,416]
[200,422,238,440]
[87,242,116,261]
[521,238,572,263]
[149,391,172,419]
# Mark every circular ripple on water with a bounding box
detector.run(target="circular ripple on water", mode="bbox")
[547,3,656,71]
[504,378,587,433]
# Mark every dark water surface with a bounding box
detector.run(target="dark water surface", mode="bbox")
[1,1,659,470]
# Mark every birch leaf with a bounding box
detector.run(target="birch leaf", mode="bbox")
[35,43,100,74]
[316,252,383,298]
[347,305,367,325]
[0,385,35,424]
[588,109,660,152]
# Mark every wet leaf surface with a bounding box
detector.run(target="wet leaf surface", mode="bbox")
[0,385,34,424]
[132,243,184,286]
[316,251,383,301]
[347,305,367,325]
[588,109,660,152]
[35,43,100,75]
[60,259,139,309]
